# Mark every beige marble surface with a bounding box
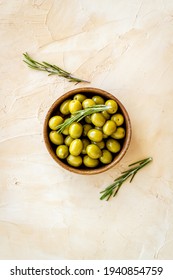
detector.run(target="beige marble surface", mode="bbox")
[0,0,173,260]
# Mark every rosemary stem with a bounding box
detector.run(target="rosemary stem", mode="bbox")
[23,52,90,84]
[56,105,110,133]
[100,157,152,201]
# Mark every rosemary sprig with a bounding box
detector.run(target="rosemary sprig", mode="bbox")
[56,104,110,133]
[100,157,153,201]
[23,52,89,84]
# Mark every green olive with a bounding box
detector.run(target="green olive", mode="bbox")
[111,127,126,139]
[84,115,92,124]
[100,149,113,164]
[81,138,90,154]
[86,144,102,159]
[105,99,118,114]
[103,120,117,136]
[106,139,121,153]
[56,145,69,159]
[69,122,83,138]
[73,93,87,103]
[102,110,110,120]
[87,129,103,142]
[69,139,83,156]
[82,98,95,109]
[62,125,69,135]
[49,131,64,145]
[92,140,105,149]
[111,113,124,126]
[49,116,63,130]
[83,155,99,168]
[83,124,93,137]
[91,113,106,127]
[67,154,82,167]
[64,135,74,146]
[60,99,71,115]
[69,100,82,114]
[92,95,104,104]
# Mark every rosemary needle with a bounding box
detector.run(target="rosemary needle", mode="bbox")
[56,104,110,133]
[23,52,90,84]
[100,157,153,201]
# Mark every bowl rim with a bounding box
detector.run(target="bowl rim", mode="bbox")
[43,87,132,175]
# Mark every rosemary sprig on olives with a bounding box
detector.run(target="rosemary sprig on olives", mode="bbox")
[23,52,90,84]
[100,157,153,200]
[56,104,111,133]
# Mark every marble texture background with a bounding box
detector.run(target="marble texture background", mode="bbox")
[0,0,173,259]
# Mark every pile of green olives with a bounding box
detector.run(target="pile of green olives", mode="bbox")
[48,94,126,168]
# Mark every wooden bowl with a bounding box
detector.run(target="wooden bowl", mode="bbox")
[43,87,132,175]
